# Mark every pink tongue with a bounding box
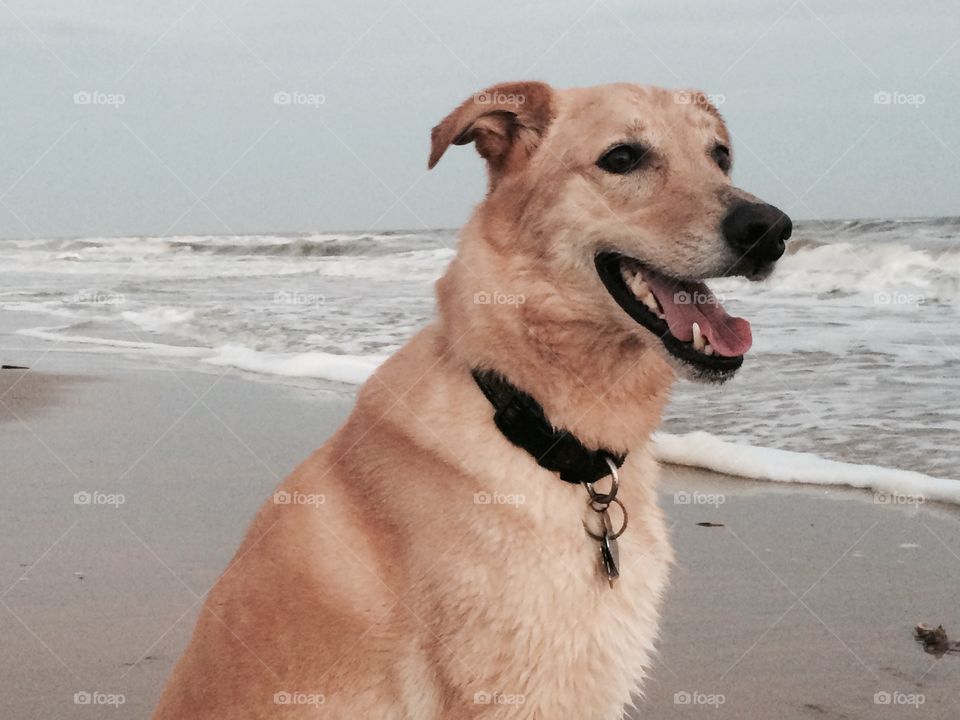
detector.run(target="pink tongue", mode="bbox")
[642,274,752,357]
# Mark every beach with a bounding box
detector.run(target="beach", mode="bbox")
[2,335,957,719]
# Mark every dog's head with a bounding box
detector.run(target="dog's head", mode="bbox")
[430,81,791,385]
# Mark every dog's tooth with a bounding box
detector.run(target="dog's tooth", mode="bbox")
[628,274,650,299]
[642,292,659,313]
[692,322,705,351]
[703,342,714,356]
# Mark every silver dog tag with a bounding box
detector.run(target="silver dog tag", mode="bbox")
[599,510,619,587]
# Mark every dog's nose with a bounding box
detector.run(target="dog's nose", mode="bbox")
[722,202,792,264]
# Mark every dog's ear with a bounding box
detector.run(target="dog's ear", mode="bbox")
[428,81,555,187]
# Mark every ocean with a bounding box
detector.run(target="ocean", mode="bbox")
[4,217,959,492]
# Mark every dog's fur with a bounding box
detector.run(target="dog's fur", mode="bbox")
[152,81,768,719]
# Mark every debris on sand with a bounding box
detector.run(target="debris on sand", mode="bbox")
[915,623,960,657]
[695,522,724,528]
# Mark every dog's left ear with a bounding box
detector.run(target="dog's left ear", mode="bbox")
[428,81,555,187]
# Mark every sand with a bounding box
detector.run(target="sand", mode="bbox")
[1,339,957,719]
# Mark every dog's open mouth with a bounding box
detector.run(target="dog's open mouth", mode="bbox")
[595,252,752,375]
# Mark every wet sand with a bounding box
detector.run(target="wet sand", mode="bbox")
[1,344,957,719]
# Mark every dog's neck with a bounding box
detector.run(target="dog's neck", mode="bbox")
[436,226,674,456]
[471,368,627,484]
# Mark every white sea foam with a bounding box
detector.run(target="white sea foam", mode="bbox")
[15,328,387,384]
[121,307,196,333]
[652,431,960,506]
[15,327,207,357]
[202,344,389,385]
[12,322,960,505]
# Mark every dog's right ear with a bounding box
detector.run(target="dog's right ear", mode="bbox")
[428,81,555,187]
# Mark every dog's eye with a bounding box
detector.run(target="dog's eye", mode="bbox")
[597,144,648,174]
[712,144,731,173]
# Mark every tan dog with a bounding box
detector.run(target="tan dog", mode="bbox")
[152,81,790,719]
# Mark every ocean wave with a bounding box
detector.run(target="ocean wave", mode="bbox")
[202,344,389,385]
[15,326,207,357]
[794,216,960,237]
[720,239,960,300]
[837,216,960,235]
[164,235,444,258]
[14,326,388,385]
[121,307,196,334]
[9,231,456,260]
[653,431,960,506]
[13,322,960,504]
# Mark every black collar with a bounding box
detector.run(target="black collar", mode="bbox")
[471,369,625,485]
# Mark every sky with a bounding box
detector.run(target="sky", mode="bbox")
[0,0,957,239]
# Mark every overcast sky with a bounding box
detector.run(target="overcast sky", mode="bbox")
[0,0,957,239]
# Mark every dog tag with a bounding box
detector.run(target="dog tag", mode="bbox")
[598,510,619,586]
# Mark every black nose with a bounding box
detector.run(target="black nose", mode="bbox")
[722,202,792,265]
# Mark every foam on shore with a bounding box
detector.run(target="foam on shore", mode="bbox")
[16,327,208,357]
[15,325,959,505]
[202,344,389,385]
[653,431,960,506]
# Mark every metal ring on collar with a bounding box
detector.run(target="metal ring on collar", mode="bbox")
[582,456,620,505]
[582,497,629,541]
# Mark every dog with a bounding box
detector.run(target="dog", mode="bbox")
[151,81,790,719]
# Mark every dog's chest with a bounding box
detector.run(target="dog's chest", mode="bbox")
[432,478,670,719]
